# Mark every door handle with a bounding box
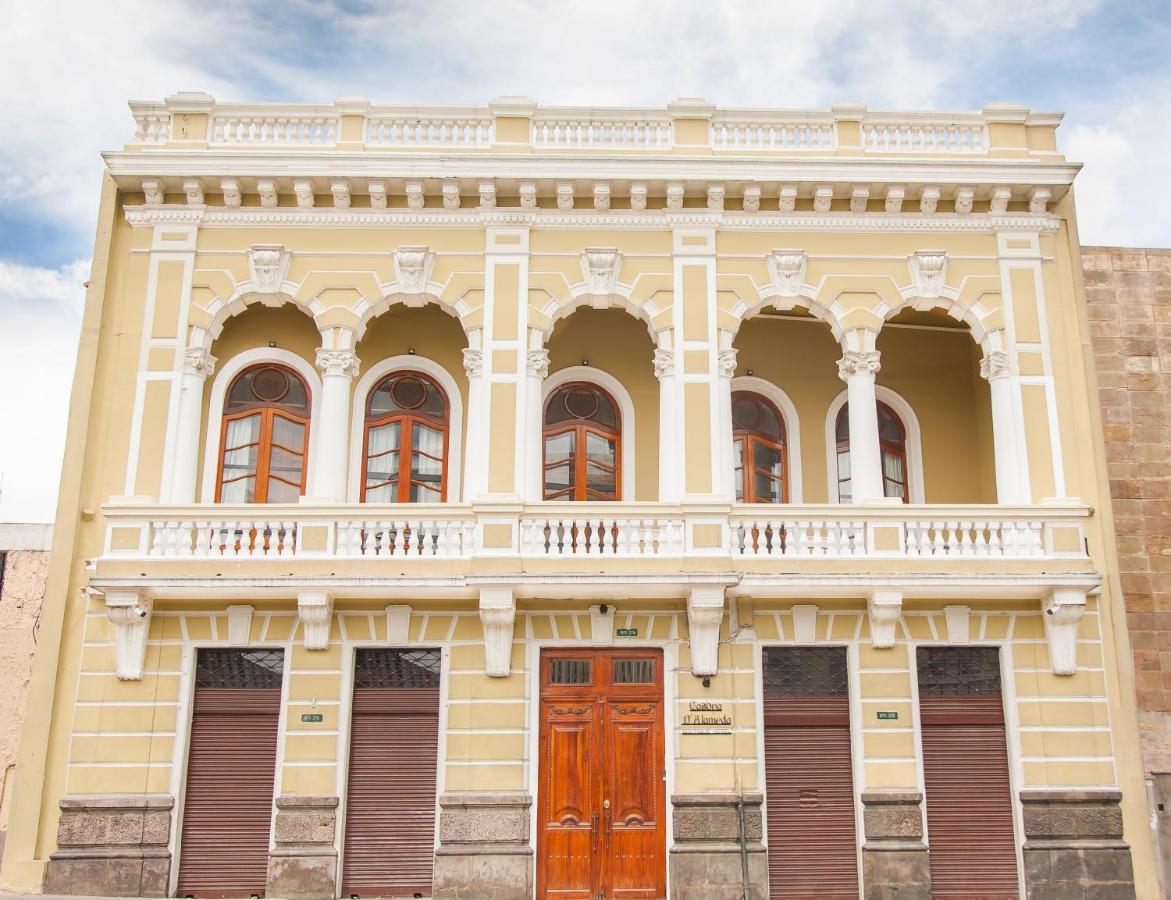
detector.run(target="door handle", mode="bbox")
[591,812,598,851]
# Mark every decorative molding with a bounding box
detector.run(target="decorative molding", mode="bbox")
[331,181,351,209]
[630,184,647,211]
[944,605,970,643]
[393,244,434,295]
[813,185,833,213]
[590,604,615,647]
[989,186,1011,216]
[519,182,537,209]
[315,348,360,379]
[1029,187,1052,214]
[909,249,948,298]
[769,249,807,298]
[791,604,819,643]
[226,604,253,646]
[954,187,975,215]
[717,347,738,378]
[557,183,575,210]
[405,181,425,211]
[850,185,869,213]
[593,183,610,211]
[104,589,151,680]
[293,180,314,208]
[220,178,242,207]
[1043,588,1085,676]
[462,347,484,378]
[480,587,515,677]
[182,179,204,206]
[687,586,725,676]
[837,350,882,380]
[867,591,902,649]
[442,181,460,209]
[248,243,290,293]
[368,181,387,209]
[666,182,684,211]
[142,179,164,206]
[297,590,333,650]
[386,604,412,644]
[183,346,217,378]
[581,247,622,296]
[919,186,940,215]
[980,350,1012,381]
[257,179,278,208]
[479,181,496,209]
[742,185,761,212]
[778,184,798,213]
[526,349,550,380]
[706,184,725,211]
[885,185,904,214]
[652,348,675,380]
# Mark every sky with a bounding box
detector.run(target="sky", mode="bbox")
[1,0,1170,521]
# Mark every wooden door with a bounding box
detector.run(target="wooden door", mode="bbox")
[537,649,665,899]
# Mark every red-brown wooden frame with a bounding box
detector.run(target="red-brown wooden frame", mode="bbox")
[733,390,789,503]
[360,370,450,503]
[542,382,622,502]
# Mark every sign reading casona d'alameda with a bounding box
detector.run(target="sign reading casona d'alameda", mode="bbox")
[680,700,733,734]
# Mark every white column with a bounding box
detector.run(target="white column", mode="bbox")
[715,345,737,498]
[523,348,549,502]
[654,345,682,501]
[837,349,885,503]
[981,350,1029,504]
[313,347,360,501]
[462,344,486,501]
[168,346,216,503]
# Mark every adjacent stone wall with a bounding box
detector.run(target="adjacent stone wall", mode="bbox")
[861,791,930,899]
[267,795,338,900]
[432,792,533,899]
[668,793,767,900]
[1085,245,1171,895]
[43,795,172,896]
[1021,789,1136,899]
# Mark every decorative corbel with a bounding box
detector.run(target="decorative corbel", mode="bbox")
[989,187,1012,216]
[666,183,685,211]
[257,179,278,209]
[1029,188,1052,215]
[850,185,870,213]
[909,250,948,299]
[297,590,333,650]
[405,181,425,211]
[813,185,833,213]
[479,182,496,209]
[220,178,242,208]
[867,592,902,649]
[919,187,940,215]
[368,181,387,209]
[770,250,807,299]
[707,184,725,211]
[884,185,905,214]
[1043,589,1086,676]
[293,180,315,209]
[331,181,351,209]
[593,183,611,211]
[557,184,575,210]
[142,180,164,206]
[687,586,726,676]
[519,183,537,209]
[183,179,204,207]
[778,184,798,213]
[249,244,290,294]
[742,185,761,213]
[480,587,516,677]
[954,188,975,215]
[630,184,648,211]
[386,605,412,644]
[944,605,970,643]
[442,181,461,210]
[791,604,819,643]
[590,604,615,647]
[394,245,434,297]
[226,605,253,646]
[105,589,152,680]
[582,248,621,299]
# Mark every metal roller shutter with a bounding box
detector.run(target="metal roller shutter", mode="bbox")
[763,648,860,900]
[177,650,284,898]
[341,650,441,897]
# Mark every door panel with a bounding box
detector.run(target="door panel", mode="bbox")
[538,649,665,900]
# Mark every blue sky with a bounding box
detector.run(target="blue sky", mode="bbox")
[2,0,1170,520]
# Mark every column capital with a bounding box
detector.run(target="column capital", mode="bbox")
[980,350,1012,381]
[717,347,738,378]
[183,346,217,378]
[525,349,550,379]
[837,350,881,381]
[653,348,676,380]
[314,347,360,378]
[462,347,484,379]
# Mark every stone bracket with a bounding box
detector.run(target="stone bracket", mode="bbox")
[480,587,516,677]
[687,586,725,676]
[386,604,412,644]
[105,589,152,680]
[227,604,253,646]
[792,603,819,643]
[297,590,333,650]
[867,591,902,649]
[1043,588,1086,675]
[590,603,615,646]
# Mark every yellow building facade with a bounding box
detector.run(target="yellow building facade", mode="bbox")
[0,94,1153,899]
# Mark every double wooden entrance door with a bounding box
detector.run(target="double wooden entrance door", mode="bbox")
[537,648,666,899]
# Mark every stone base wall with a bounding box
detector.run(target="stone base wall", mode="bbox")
[1021,789,1136,899]
[432,792,533,900]
[44,795,173,896]
[267,795,338,900]
[668,793,767,900]
[860,791,931,900]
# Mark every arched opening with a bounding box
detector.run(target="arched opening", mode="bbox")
[362,371,450,502]
[732,390,789,503]
[834,400,909,503]
[216,363,311,503]
[543,382,621,501]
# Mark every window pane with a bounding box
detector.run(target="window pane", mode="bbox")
[753,442,783,478]
[365,454,400,489]
[365,482,396,503]
[754,472,781,503]
[586,461,616,495]
[220,476,255,503]
[269,446,303,482]
[837,447,851,479]
[409,482,442,502]
[882,450,905,483]
[271,416,305,451]
[223,444,258,471]
[734,466,744,501]
[835,405,850,442]
[878,403,904,443]
[225,414,261,448]
[413,423,444,459]
[367,422,401,457]
[585,432,616,465]
[266,477,300,503]
[545,463,573,494]
[545,431,575,462]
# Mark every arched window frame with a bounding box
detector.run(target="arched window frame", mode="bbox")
[200,348,322,503]
[731,376,802,503]
[358,370,451,503]
[348,355,464,503]
[542,366,635,501]
[825,386,924,504]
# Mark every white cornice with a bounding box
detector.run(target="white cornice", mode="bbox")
[123,204,1061,233]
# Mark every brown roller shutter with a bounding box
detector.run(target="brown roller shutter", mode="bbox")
[918,647,1020,899]
[177,650,284,898]
[763,648,860,900]
[342,649,441,897]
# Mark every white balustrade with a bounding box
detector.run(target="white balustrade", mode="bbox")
[903,519,1045,558]
[532,117,672,149]
[211,115,339,146]
[731,518,864,557]
[861,121,986,153]
[335,518,474,557]
[711,119,834,150]
[520,516,684,556]
[366,116,493,147]
[132,112,171,144]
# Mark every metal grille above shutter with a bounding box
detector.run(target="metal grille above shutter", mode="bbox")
[342,649,440,897]
[177,650,284,898]
[917,647,1020,899]
[763,647,859,900]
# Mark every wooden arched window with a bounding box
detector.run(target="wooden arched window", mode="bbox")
[543,382,621,501]
[217,363,311,503]
[835,400,909,502]
[362,371,450,503]
[732,391,788,503]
